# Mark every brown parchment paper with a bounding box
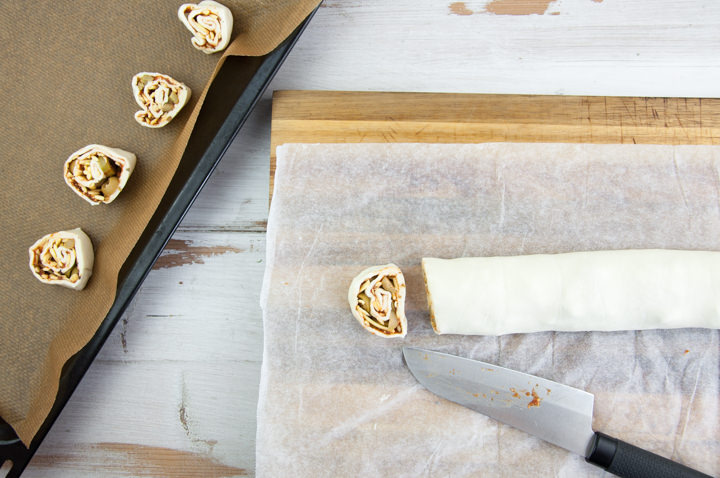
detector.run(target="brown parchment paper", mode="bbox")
[0,0,319,446]
[257,143,719,477]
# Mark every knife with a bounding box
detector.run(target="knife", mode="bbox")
[403,347,711,478]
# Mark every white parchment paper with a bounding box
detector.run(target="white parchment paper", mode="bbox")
[257,143,719,477]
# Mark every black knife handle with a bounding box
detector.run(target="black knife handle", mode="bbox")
[586,432,712,478]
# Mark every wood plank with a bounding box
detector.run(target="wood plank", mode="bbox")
[27,443,248,478]
[277,1,720,101]
[270,91,720,197]
[26,362,258,477]
[103,232,266,362]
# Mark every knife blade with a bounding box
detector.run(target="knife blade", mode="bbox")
[403,347,711,478]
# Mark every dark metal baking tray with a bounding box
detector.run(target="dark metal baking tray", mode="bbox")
[0,7,317,476]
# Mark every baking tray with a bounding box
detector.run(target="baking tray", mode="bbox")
[0,7,317,477]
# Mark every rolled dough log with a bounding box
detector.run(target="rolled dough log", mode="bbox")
[423,250,720,335]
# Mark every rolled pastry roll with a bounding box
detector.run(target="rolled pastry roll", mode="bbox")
[64,144,136,205]
[132,72,191,128]
[28,228,94,290]
[178,0,233,54]
[348,264,407,338]
[423,250,720,336]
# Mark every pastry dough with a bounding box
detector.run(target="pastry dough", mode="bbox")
[348,264,407,338]
[28,228,94,290]
[64,144,136,205]
[178,0,233,54]
[132,72,191,128]
[423,250,720,335]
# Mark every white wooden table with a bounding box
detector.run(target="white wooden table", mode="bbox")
[14,1,720,476]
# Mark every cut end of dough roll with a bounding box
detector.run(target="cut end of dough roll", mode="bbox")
[348,264,407,338]
[421,258,439,334]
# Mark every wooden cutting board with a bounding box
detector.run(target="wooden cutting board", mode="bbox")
[269,90,720,196]
[263,91,720,476]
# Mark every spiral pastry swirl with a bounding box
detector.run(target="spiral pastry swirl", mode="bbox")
[348,264,407,338]
[132,72,191,128]
[178,1,233,54]
[64,144,136,205]
[29,228,94,290]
